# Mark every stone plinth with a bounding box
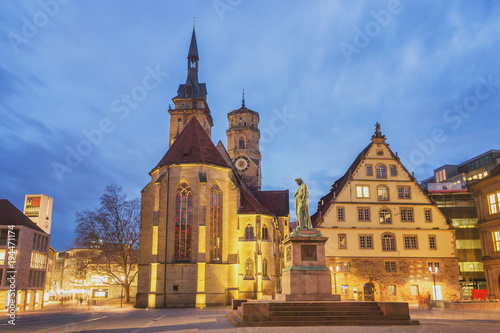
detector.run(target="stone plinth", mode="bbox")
[276,228,340,301]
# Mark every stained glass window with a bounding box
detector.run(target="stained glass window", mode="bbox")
[245,258,254,278]
[210,184,222,262]
[262,225,269,240]
[174,181,192,261]
[245,225,254,240]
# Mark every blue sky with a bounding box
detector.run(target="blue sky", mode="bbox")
[1,0,499,250]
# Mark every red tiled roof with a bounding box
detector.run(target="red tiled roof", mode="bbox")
[0,199,46,233]
[239,189,275,216]
[154,118,230,170]
[252,190,289,217]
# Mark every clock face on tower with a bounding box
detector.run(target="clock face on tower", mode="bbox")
[233,156,250,172]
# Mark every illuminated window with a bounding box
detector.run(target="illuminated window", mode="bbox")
[337,207,345,221]
[404,236,418,249]
[429,235,437,250]
[359,235,373,249]
[357,208,370,221]
[210,184,222,262]
[459,261,483,272]
[152,226,158,255]
[261,225,269,241]
[378,186,388,201]
[388,285,396,295]
[0,250,5,265]
[356,186,370,198]
[411,285,419,295]
[262,259,268,278]
[379,209,391,224]
[382,234,396,251]
[397,186,411,199]
[390,165,397,176]
[428,262,440,272]
[239,136,245,149]
[174,181,192,261]
[400,209,414,222]
[245,225,254,240]
[245,258,254,278]
[337,261,350,272]
[425,209,432,222]
[385,261,396,273]
[366,165,373,176]
[493,231,500,252]
[150,263,158,292]
[341,285,349,296]
[338,234,347,249]
[488,192,500,214]
[376,165,387,178]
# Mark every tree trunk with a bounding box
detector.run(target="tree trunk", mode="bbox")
[125,284,130,303]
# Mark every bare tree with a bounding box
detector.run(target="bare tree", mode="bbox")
[75,184,140,302]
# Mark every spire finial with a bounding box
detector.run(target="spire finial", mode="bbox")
[372,122,386,141]
[242,89,245,107]
[191,15,197,28]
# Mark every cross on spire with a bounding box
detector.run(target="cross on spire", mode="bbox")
[242,89,245,107]
[191,15,197,27]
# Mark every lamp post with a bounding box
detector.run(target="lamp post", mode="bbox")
[330,266,340,294]
[120,276,125,308]
[429,266,438,300]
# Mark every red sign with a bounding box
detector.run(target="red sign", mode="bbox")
[472,289,488,300]
[31,197,41,207]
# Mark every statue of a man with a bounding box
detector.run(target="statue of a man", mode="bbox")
[294,178,313,229]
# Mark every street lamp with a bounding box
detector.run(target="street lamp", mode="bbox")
[120,276,125,308]
[330,266,340,294]
[429,266,438,300]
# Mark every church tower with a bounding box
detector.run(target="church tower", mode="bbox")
[227,92,261,191]
[168,28,213,147]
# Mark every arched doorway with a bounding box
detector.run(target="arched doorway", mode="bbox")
[363,282,374,301]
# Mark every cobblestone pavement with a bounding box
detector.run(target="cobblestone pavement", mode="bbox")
[2,302,500,333]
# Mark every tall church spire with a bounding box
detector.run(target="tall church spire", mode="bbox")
[187,28,199,69]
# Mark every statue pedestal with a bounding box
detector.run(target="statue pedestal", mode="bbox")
[276,228,340,301]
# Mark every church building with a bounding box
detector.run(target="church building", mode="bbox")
[312,124,461,303]
[136,28,289,308]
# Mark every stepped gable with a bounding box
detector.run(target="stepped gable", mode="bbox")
[154,117,230,170]
[252,190,289,217]
[0,199,46,233]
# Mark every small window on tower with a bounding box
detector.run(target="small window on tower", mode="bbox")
[192,101,197,108]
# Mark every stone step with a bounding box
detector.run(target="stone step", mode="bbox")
[269,310,384,317]
[236,319,419,327]
[268,314,387,322]
[269,306,381,312]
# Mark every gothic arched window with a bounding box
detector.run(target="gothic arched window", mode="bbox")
[262,225,269,240]
[245,258,254,278]
[174,181,192,261]
[209,184,222,262]
[382,233,396,251]
[262,258,268,278]
[239,136,246,149]
[245,224,254,240]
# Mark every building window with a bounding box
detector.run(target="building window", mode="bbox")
[337,261,350,272]
[210,184,222,262]
[390,165,397,176]
[0,250,5,265]
[338,234,347,249]
[239,136,246,149]
[379,209,391,224]
[398,186,411,199]
[341,285,349,296]
[388,285,396,295]
[174,181,192,261]
[429,235,437,250]
[245,225,254,240]
[357,208,370,221]
[262,258,268,278]
[337,207,345,221]
[359,235,373,249]
[459,261,484,272]
[382,234,396,251]
[411,285,419,296]
[366,165,373,176]
[376,165,387,178]
[385,261,397,273]
[261,225,269,240]
[404,236,418,249]
[245,258,254,278]
[425,209,432,222]
[377,150,383,156]
[356,186,370,198]
[400,208,414,222]
[378,186,389,201]
[488,192,500,214]
[493,231,500,251]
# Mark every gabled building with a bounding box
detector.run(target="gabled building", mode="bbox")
[312,124,460,303]
[136,28,289,308]
[470,163,500,299]
[0,199,50,311]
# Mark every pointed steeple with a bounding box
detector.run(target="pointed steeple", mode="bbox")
[242,89,245,107]
[188,28,199,66]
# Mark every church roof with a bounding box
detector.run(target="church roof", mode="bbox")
[239,189,275,216]
[188,28,199,60]
[0,199,46,233]
[154,118,230,170]
[252,190,289,217]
